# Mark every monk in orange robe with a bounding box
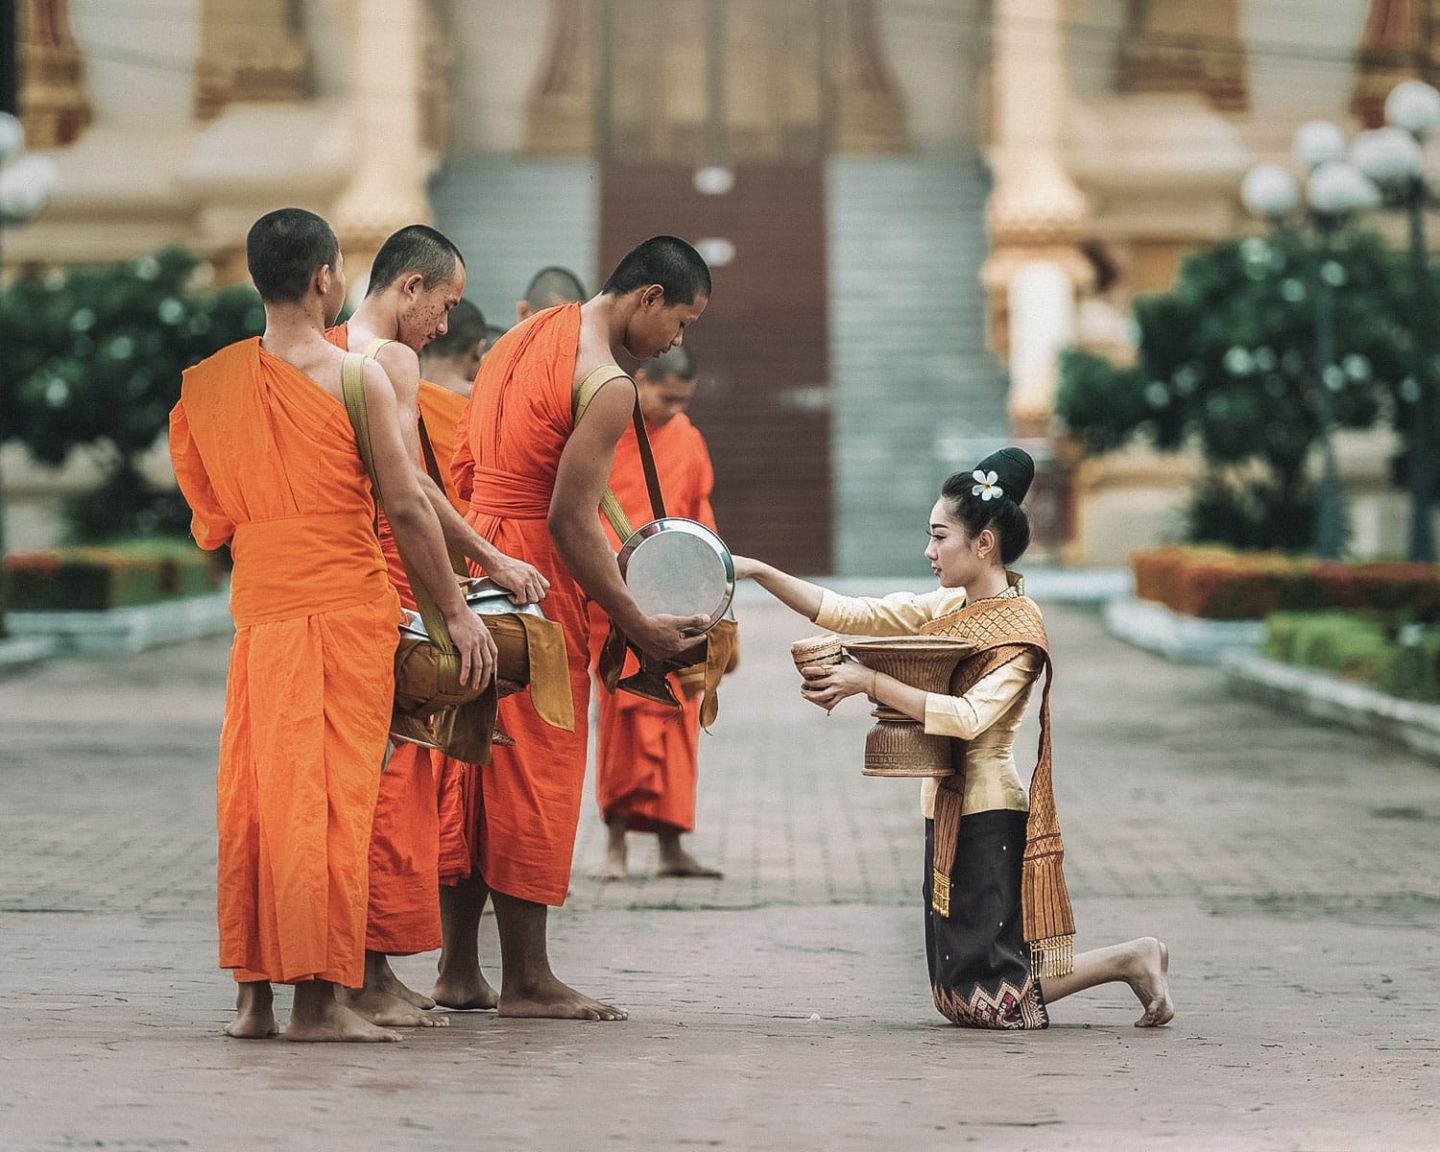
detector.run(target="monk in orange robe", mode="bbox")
[325,229,547,1026]
[447,237,712,1020]
[589,345,723,881]
[169,208,490,1042]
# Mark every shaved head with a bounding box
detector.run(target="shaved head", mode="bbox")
[246,208,338,304]
[634,344,697,384]
[423,298,486,360]
[523,266,587,311]
[367,224,464,298]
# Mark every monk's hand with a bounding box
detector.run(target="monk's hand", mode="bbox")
[638,613,712,664]
[799,657,871,713]
[488,555,550,605]
[446,608,497,692]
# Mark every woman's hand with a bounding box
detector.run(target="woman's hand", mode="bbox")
[799,657,874,713]
[732,554,766,581]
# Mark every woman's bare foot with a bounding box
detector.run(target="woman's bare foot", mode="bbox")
[371,955,436,1010]
[337,985,450,1028]
[286,983,403,1043]
[224,981,278,1039]
[432,969,499,1011]
[656,838,723,879]
[1126,937,1174,1027]
[498,975,628,1021]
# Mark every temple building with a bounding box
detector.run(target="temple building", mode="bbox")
[3,0,1433,569]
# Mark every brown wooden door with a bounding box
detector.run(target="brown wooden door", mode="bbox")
[600,163,833,574]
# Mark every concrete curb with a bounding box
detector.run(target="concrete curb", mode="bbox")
[1103,596,1265,664]
[1219,650,1440,762]
[5,591,233,657]
[0,635,60,678]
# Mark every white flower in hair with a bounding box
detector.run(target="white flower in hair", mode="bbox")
[971,469,1003,501]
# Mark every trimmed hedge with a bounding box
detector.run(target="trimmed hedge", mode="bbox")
[1132,546,1440,621]
[1263,611,1440,703]
[2,541,220,611]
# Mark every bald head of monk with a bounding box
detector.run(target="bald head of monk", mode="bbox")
[517,265,587,323]
[366,224,467,352]
[602,235,711,362]
[634,345,698,429]
[246,207,346,326]
[420,298,487,395]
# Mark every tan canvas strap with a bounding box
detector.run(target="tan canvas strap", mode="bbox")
[362,337,393,358]
[573,364,666,542]
[340,352,455,655]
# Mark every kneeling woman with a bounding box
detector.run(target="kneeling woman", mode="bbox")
[734,448,1172,1030]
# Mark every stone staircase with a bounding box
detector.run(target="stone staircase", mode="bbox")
[827,155,1009,576]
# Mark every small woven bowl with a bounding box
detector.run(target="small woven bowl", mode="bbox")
[791,633,843,680]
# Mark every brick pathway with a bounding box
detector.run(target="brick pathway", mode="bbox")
[2,597,1437,1150]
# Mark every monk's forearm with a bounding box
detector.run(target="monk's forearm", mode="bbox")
[549,504,645,632]
[422,475,502,569]
[388,501,470,621]
[749,562,825,621]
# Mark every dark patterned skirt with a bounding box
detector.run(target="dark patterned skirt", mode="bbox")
[924,808,1048,1030]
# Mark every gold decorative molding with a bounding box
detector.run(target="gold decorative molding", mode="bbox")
[524,0,597,156]
[193,0,312,122]
[522,0,906,161]
[19,0,91,148]
[1119,0,1249,113]
[1351,0,1440,127]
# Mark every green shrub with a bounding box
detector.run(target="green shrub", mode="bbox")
[2,542,219,611]
[1264,611,1440,702]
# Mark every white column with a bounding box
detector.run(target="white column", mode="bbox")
[1007,260,1075,424]
[331,0,435,287]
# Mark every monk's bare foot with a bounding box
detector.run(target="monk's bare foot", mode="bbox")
[498,975,628,1021]
[656,844,723,879]
[594,820,628,881]
[372,955,436,1011]
[432,969,499,1011]
[286,986,402,1043]
[223,981,278,1039]
[338,986,450,1028]
[1126,937,1174,1027]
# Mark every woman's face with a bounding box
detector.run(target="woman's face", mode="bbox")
[923,499,995,589]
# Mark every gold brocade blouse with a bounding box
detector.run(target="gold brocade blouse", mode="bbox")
[813,579,1041,821]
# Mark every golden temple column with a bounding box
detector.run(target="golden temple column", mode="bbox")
[193,0,311,121]
[330,0,436,289]
[981,0,1090,434]
[19,0,90,147]
[1351,1,1440,126]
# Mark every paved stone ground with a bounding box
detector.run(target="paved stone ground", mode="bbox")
[2,596,1438,1151]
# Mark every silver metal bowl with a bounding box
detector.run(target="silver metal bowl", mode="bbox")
[616,517,734,633]
[399,577,547,640]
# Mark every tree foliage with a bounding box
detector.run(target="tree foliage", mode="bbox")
[1056,229,1421,550]
[1,248,264,539]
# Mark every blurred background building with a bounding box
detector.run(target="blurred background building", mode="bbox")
[2,0,1435,572]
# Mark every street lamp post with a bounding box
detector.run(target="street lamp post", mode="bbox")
[0,110,61,605]
[1352,79,1440,563]
[1242,125,1380,560]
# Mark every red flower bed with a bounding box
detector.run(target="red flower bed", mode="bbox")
[1130,547,1440,621]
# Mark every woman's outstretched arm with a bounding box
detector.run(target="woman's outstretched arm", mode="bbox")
[733,556,826,621]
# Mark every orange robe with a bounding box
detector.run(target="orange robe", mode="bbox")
[323,324,471,954]
[452,302,590,906]
[588,413,717,833]
[169,338,399,987]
